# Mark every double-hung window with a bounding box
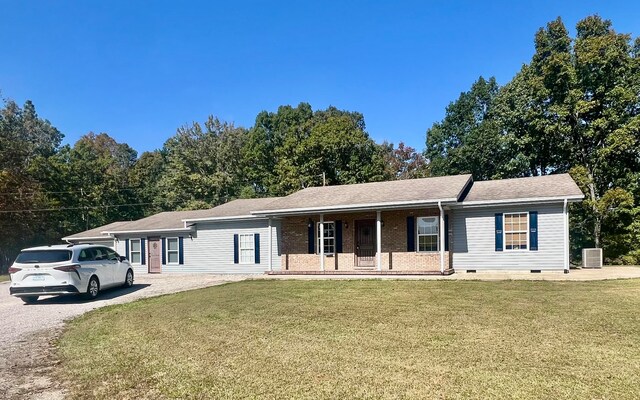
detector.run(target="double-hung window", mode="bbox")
[504,212,528,250]
[239,234,255,264]
[317,222,335,254]
[417,216,439,252]
[130,239,141,264]
[166,237,179,264]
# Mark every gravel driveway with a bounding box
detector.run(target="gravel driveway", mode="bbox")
[0,273,253,400]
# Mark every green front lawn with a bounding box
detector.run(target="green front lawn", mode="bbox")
[0,274,9,282]
[58,280,640,399]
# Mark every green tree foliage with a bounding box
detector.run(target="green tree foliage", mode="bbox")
[156,117,248,210]
[425,77,507,180]
[427,15,640,263]
[243,103,386,196]
[0,99,63,269]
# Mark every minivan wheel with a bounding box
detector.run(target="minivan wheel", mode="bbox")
[85,276,100,300]
[22,296,39,304]
[123,269,134,288]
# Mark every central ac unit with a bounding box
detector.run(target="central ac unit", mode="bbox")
[582,248,603,269]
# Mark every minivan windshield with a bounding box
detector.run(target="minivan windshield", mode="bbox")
[15,250,72,264]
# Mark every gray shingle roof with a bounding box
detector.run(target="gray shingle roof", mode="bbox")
[254,174,473,214]
[63,221,130,240]
[100,198,282,233]
[461,173,584,203]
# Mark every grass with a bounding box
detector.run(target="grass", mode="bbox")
[57,279,640,399]
[0,274,10,282]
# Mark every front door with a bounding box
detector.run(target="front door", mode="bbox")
[148,238,162,273]
[355,220,376,267]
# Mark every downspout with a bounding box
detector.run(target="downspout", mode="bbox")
[438,201,445,274]
[564,198,569,274]
[268,218,273,272]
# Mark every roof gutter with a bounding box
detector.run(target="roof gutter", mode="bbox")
[103,227,195,235]
[251,198,460,217]
[182,215,268,223]
[61,235,113,241]
[453,195,584,208]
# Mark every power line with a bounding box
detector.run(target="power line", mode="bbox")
[0,202,154,213]
[0,187,143,196]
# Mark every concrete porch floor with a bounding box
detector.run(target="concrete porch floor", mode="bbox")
[263,266,640,281]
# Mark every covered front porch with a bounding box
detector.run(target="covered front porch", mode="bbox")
[267,206,453,275]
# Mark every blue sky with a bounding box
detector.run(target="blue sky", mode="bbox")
[1,1,639,154]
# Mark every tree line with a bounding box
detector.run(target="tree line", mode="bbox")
[1,14,638,271]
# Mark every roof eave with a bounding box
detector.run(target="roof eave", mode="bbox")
[251,198,460,217]
[182,215,266,223]
[104,227,196,235]
[61,235,113,241]
[455,195,584,208]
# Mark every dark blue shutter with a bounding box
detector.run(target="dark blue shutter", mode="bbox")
[444,214,449,251]
[335,220,343,253]
[125,239,130,260]
[254,233,260,264]
[161,238,166,265]
[178,237,184,265]
[407,216,415,252]
[308,222,315,254]
[141,239,146,265]
[529,211,538,251]
[233,234,239,264]
[495,213,503,251]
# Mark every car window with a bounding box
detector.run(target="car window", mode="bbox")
[93,248,108,261]
[15,250,72,263]
[78,248,96,262]
[105,248,118,261]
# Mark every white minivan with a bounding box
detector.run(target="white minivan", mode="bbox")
[8,244,134,304]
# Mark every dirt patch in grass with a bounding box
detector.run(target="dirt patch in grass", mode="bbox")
[57,279,640,399]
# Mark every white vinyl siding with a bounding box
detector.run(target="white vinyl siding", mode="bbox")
[317,222,335,255]
[130,239,141,264]
[452,204,565,271]
[166,237,179,264]
[417,216,439,252]
[239,234,255,264]
[504,212,528,250]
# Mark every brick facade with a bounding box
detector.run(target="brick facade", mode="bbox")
[280,208,451,272]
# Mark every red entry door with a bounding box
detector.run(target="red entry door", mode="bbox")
[355,220,376,267]
[148,238,162,273]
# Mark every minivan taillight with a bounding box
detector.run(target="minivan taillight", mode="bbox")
[54,264,80,272]
[8,267,21,274]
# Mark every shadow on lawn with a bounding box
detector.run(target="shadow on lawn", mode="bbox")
[33,283,151,305]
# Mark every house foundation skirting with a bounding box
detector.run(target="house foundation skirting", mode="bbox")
[266,269,455,276]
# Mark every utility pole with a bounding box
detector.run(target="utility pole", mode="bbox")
[322,172,326,186]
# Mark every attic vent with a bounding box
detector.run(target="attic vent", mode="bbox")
[582,248,603,269]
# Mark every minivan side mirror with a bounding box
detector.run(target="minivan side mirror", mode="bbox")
[119,256,127,262]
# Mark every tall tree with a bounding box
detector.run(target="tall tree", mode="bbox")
[381,141,428,180]
[425,76,506,180]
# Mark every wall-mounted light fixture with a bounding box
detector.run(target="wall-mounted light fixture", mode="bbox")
[189,233,193,240]
[344,221,349,229]
[381,220,385,227]
[308,219,313,228]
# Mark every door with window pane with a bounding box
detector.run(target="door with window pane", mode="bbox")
[355,220,376,267]
[148,237,162,273]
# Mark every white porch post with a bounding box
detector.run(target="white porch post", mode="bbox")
[319,214,325,271]
[268,218,273,272]
[438,201,445,274]
[564,198,569,273]
[376,211,382,271]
